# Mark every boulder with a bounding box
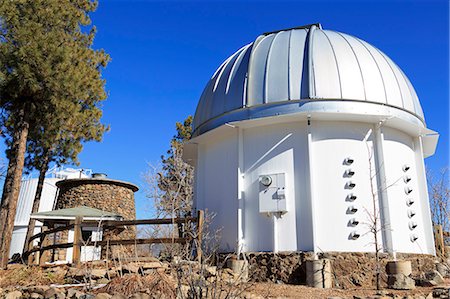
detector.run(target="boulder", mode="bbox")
[432,287,450,298]
[96,277,110,285]
[5,290,22,299]
[90,269,107,279]
[30,292,44,299]
[425,270,445,286]
[387,274,415,290]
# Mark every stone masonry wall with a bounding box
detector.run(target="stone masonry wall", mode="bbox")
[244,251,437,289]
[56,181,136,220]
[55,179,137,259]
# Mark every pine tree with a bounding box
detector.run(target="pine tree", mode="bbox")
[0,0,109,268]
[156,116,194,218]
[21,104,108,255]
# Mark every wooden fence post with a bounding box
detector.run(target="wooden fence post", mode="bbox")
[72,216,83,267]
[196,210,204,263]
[434,224,445,257]
[27,236,34,265]
[38,225,48,265]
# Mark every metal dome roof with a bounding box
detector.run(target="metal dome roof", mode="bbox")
[193,24,424,137]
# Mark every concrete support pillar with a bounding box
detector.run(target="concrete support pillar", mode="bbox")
[227,258,249,281]
[306,259,332,288]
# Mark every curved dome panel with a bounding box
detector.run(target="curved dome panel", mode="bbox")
[193,25,423,136]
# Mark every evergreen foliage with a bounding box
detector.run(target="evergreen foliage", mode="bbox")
[156,116,194,218]
[0,0,109,268]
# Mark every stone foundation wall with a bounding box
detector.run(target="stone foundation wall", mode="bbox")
[243,251,437,289]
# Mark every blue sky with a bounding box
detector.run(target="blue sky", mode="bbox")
[13,1,450,218]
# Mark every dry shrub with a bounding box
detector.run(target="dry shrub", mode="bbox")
[100,272,176,297]
[0,266,66,287]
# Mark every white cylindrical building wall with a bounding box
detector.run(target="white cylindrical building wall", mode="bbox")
[188,24,438,256]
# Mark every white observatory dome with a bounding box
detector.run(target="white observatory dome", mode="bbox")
[193,24,424,137]
[187,24,438,256]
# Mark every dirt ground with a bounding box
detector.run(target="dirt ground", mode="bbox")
[246,283,439,299]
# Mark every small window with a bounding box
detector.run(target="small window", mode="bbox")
[81,230,92,242]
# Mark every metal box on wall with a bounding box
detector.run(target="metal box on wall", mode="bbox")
[259,173,287,214]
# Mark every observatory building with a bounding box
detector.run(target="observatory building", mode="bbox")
[184,24,439,255]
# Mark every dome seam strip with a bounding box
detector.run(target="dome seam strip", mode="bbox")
[264,34,278,104]
[334,31,367,101]
[322,30,343,98]
[307,26,317,98]
[374,47,406,110]
[353,37,388,104]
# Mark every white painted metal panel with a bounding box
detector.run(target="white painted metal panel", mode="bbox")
[289,29,308,100]
[311,121,380,252]
[312,30,341,99]
[266,31,290,103]
[248,34,275,105]
[340,33,386,104]
[360,40,404,109]
[243,123,299,252]
[326,31,365,100]
[193,27,427,138]
[382,127,432,254]
[225,44,252,111]
[195,129,239,252]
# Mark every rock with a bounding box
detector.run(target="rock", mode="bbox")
[96,277,110,284]
[30,293,44,299]
[205,266,217,276]
[435,263,449,278]
[110,295,127,299]
[90,269,107,279]
[66,289,77,299]
[122,264,139,274]
[5,290,22,299]
[94,293,111,299]
[44,288,58,298]
[327,297,343,299]
[28,286,51,295]
[425,293,433,299]
[129,293,150,299]
[74,291,86,299]
[387,274,415,290]
[141,262,162,269]
[432,287,449,298]
[425,270,445,286]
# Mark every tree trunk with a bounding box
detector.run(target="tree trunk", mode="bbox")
[22,150,50,258]
[0,107,30,269]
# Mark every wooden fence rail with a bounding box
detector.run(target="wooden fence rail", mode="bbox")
[23,210,204,267]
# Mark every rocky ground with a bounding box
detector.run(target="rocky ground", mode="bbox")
[0,258,448,299]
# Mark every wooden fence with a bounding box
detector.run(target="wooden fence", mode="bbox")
[23,210,204,267]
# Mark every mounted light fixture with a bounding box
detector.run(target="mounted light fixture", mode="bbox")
[403,164,410,172]
[347,205,358,214]
[346,181,356,189]
[344,157,354,165]
[406,198,415,206]
[404,187,413,195]
[409,221,418,230]
[403,175,412,183]
[410,234,418,242]
[347,193,357,201]
[349,218,359,226]
[407,209,416,218]
[349,231,360,240]
[345,169,355,177]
